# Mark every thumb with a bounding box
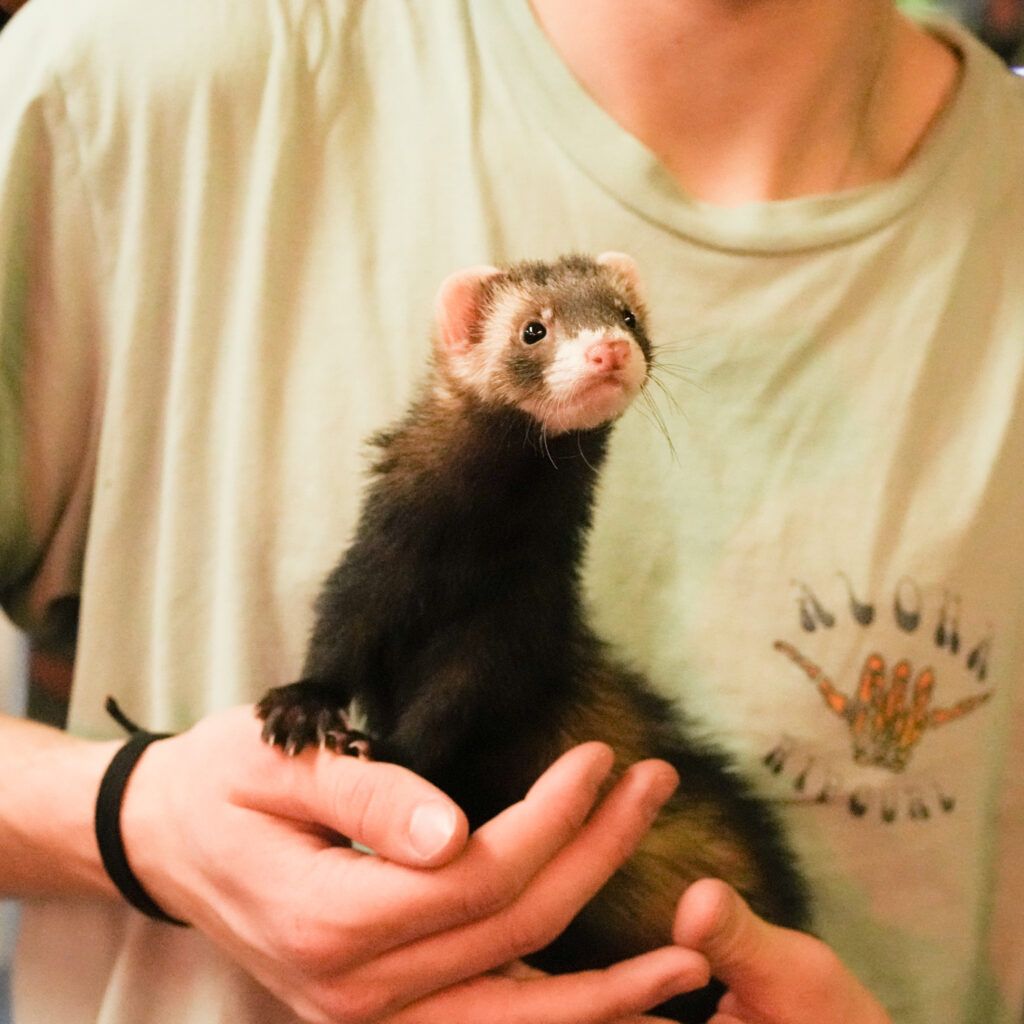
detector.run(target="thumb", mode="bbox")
[673,879,891,1024]
[310,755,471,866]
[673,879,784,996]
[230,708,470,866]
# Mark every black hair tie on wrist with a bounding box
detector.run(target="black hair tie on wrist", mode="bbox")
[94,697,188,927]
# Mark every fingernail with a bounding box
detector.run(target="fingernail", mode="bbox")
[644,765,680,816]
[408,800,457,860]
[586,743,616,785]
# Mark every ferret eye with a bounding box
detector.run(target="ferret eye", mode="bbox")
[622,309,637,329]
[521,321,547,344]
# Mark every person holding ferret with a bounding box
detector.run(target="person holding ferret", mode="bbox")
[0,2,1019,1024]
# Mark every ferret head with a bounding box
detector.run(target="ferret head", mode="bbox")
[433,252,651,434]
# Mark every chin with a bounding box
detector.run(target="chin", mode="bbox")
[531,387,636,434]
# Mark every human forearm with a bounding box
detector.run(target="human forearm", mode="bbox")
[0,712,120,900]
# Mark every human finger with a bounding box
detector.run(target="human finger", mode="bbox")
[226,709,468,867]
[341,759,688,1005]
[307,742,620,955]
[500,960,683,1024]
[616,1017,681,1023]
[388,946,710,1024]
[616,1018,680,1023]
[707,992,756,1024]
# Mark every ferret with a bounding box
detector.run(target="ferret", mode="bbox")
[257,253,810,1022]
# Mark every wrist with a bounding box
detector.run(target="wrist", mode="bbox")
[38,734,124,899]
[95,730,188,926]
[0,715,122,900]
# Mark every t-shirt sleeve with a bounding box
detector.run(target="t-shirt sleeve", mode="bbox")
[0,4,104,633]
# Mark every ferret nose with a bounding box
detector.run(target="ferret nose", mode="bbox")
[585,339,631,371]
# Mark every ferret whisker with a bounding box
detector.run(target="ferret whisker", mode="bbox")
[575,431,598,472]
[652,328,721,350]
[531,394,561,467]
[645,372,683,416]
[534,425,549,465]
[648,361,691,381]
[638,389,679,462]
[649,346,700,367]
[523,419,541,454]
[541,425,558,468]
[643,372,684,419]
[649,362,706,394]
[501,415,519,450]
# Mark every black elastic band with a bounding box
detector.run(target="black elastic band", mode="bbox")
[94,701,188,927]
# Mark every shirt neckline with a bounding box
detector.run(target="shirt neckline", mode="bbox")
[472,1,992,255]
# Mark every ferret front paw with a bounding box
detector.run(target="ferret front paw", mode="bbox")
[256,681,371,758]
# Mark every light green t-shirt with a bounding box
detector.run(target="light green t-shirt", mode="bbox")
[1,1,1022,1022]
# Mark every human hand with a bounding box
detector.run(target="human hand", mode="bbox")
[674,879,891,1024]
[118,706,710,1023]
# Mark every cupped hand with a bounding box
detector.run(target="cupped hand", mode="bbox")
[674,879,891,1024]
[118,706,710,1023]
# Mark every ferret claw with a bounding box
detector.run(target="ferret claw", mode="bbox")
[344,735,371,760]
[315,708,336,748]
[256,684,372,761]
[260,706,284,744]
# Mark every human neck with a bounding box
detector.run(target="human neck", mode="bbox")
[528,0,961,205]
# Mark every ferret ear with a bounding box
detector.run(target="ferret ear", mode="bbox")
[596,251,646,305]
[434,265,503,354]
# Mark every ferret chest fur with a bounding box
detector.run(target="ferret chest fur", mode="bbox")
[318,388,612,816]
